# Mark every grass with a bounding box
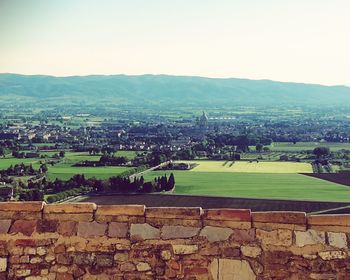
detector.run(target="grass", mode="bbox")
[144,171,350,202]
[180,160,313,173]
[268,142,350,152]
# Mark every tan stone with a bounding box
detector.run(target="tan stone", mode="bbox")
[318,250,346,260]
[0,258,6,272]
[204,219,251,229]
[0,210,41,220]
[0,201,44,212]
[308,214,350,226]
[204,209,251,221]
[327,232,347,249]
[44,213,93,222]
[0,219,11,234]
[241,246,261,258]
[253,222,306,231]
[146,207,203,219]
[43,203,96,213]
[256,229,292,246]
[209,258,256,280]
[199,226,233,242]
[295,230,325,247]
[136,262,151,271]
[114,252,128,262]
[172,244,198,255]
[161,225,200,239]
[95,214,145,223]
[146,217,202,227]
[252,211,306,224]
[161,250,171,260]
[309,224,350,233]
[16,269,31,277]
[96,205,145,216]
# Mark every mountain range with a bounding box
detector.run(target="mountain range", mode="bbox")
[0,73,349,107]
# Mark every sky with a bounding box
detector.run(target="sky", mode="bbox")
[0,0,349,85]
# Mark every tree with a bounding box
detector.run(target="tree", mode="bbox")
[0,147,5,158]
[255,143,263,153]
[313,147,330,159]
[59,151,65,158]
[166,173,175,191]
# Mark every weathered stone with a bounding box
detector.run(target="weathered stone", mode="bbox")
[77,221,107,237]
[327,232,347,249]
[0,258,6,272]
[96,205,145,216]
[37,219,58,233]
[209,258,256,280]
[172,244,198,255]
[44,203,96,213]
[9,219,37,236]
[120,262,136,272]
[295,230,325,247]
[0,201,44,212]
[318,250,347,260]
[108,222,128,238]
[36,246,47,256]
[204,209,251,221]
[309,273,337,280]
[253,222,306,231]
[200,226,233,242]
[204,219,251,229]
[16,269,31,277]
[0,220,11,234]
[44,213,93,222]
[136,262,151,271]
[146,207,203,219]
[74,253,95,266]
[252,211,306,224]
[161,225,200,239]
[130,223,160,240]
[161,250,171,260]
[30,256,42,264]
[57,221,77,236]
[96,254,114,267]
[256,229,292,246]
[146,217,201,227]
[56,273,74,280]
[308,214,350,226]
[57,254,72,265]
[114,252,128,262]
[231,228,255,243]
[241,246,261,258]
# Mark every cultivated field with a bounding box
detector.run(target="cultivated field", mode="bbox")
[144,171,350,202]
[267,142,350,152]
[181,160,313,173]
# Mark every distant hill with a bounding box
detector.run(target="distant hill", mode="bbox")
[0,73,349,107]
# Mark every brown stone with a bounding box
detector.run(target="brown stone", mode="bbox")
[256,229,292,246]
[0,211,41,220]
[56,254,72,265]
[145,207,203,219]
[96,254,114,267]
[253,222,306,231]
[56,273,74,280]
[43,203,96,213]
[44,213,93,222]
[0,202,44,212]
[204,209,251,221]
[130,223,160,240]
[0,220,11,234]
[9,220,37,236]
[203,219,251,229]
[77,221,107,237]
[74,253,95,266]
[96,205,145,216]
[252,211,306,224]
[36,220,58,233]
[308,214,350,226]
[146,217,201,227]
[230,228,256,243]
[108,222,128,238]
[57,221,77,236]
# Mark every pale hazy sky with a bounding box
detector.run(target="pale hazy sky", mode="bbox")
[0,0,349,85]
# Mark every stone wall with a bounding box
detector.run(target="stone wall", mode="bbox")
[0,202,349,279]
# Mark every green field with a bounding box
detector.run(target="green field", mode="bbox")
[181,160,312,173]
[0,151,137,181]
[268,142,350,152]
[144,171,350,202]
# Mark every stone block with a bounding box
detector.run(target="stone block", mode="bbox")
[241,246,261,258]
[37,220,59,233]
[204,219,251,229]
[172,244,198,255]
[146,217,201,227]
[96,205,145,216]
[9,220,37,236]
[327,232,347,249]
[0,258,6,272]
[43,203,96,214]
[209,258,256,280]
[295,230,326,247]
[256,229,292,247]
[136,262,151,271]
[130,223,160,240]
[200,226,233,242]
[145,207,203,219]
[252,211,306,224]
[204,209,251,221]
[108,222,128,238]
[57,221,77,236]
[44,213,93,222]
[77,221,107,237]
[231,228,256,243]
[318,250,347,260]
[161,225,200,239]
[308,214,350,226]
[0,201,44,212]
[96,254,114,267]
[0,220,11,234]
